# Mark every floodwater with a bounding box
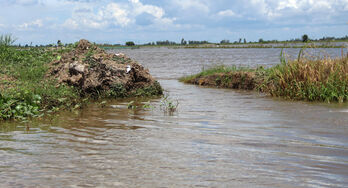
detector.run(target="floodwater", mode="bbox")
[1,48,348,187]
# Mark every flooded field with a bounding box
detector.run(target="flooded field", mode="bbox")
[1,48,348,187]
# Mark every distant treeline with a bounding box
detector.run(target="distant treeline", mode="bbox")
[257,35,348,44]
[10,35,348,47]
[143,39,210,46]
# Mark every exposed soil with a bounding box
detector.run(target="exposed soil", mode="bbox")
[47,39,162,96]
[187,72,258,90]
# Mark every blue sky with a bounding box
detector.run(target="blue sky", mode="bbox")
[0,0,347,45]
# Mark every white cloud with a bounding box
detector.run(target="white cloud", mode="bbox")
[217,10,238,17]
[3,0,348,44]
[63,18,79,30]
[130,0,164,19]
[276,0,333,12]
[63,17,106,30]
[62,3,129,29]
[245,0,348,21]
[102,3,131,27]
[18,19,43,30]
[277,0,298,10]
[62,0,175,30]
[344,0,348,10]
[174,0,209,12]
[130,0,175,26]
[3,0,40,6]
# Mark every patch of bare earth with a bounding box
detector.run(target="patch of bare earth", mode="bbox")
[47,39,162,95]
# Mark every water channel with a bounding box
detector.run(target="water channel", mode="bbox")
[1,48,347,187]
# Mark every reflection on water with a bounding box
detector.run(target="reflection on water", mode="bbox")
[1,48,348,187]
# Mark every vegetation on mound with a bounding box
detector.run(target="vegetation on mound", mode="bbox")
[0,35,162,121]
[262,52,348,102]
[179,66,263,90]
[180,52,348,103]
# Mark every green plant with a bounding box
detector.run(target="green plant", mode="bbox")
[142,101,154,109]
[160,93,179,114]
[109,83,128,98]
[0,37,82,120]
[127,100,137,109]
[0,34,16,46]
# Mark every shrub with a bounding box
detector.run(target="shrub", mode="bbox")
[302,34,309,42]
[125,41,135,46]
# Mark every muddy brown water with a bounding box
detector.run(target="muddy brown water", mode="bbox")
[1,48,348,187]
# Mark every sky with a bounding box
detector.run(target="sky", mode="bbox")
[0,0,347,45]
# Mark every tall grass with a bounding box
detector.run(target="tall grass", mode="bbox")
[263,52,348,102]
[0,34,16,46]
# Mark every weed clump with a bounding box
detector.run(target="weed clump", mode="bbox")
[160,93,179,114]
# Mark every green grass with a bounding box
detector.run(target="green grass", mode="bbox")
[0,36,81,120]
[179,65,256,82]
[180,52,348,103]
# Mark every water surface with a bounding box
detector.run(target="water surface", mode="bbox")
[0,48,347,187]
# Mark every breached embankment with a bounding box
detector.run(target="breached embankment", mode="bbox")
[47,39,162,97]
[0,39,162,120]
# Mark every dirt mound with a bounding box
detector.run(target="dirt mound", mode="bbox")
[190,72,257,90]
[47,39,162,97]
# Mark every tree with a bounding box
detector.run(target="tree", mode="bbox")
[125,41,135,46]
[156,40,176,45]
[57,40,62,47]
[302,34,309,42]
[220,39,230,44]
[258,38,264,43]
[243,38,246,43]
[181,38,187,45]
[188,40,208,45]
[239,38,242,43]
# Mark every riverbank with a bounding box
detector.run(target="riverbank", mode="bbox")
[180,54,348,103]
[0,39,162,121]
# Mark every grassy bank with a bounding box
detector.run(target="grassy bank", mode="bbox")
[180,54,348,103]
[0,36,162,121]
[0,39,77,120]
[179,66,263,90]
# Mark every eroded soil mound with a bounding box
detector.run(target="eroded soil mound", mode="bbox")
[188,72,257,90]
[47,39,162,97]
